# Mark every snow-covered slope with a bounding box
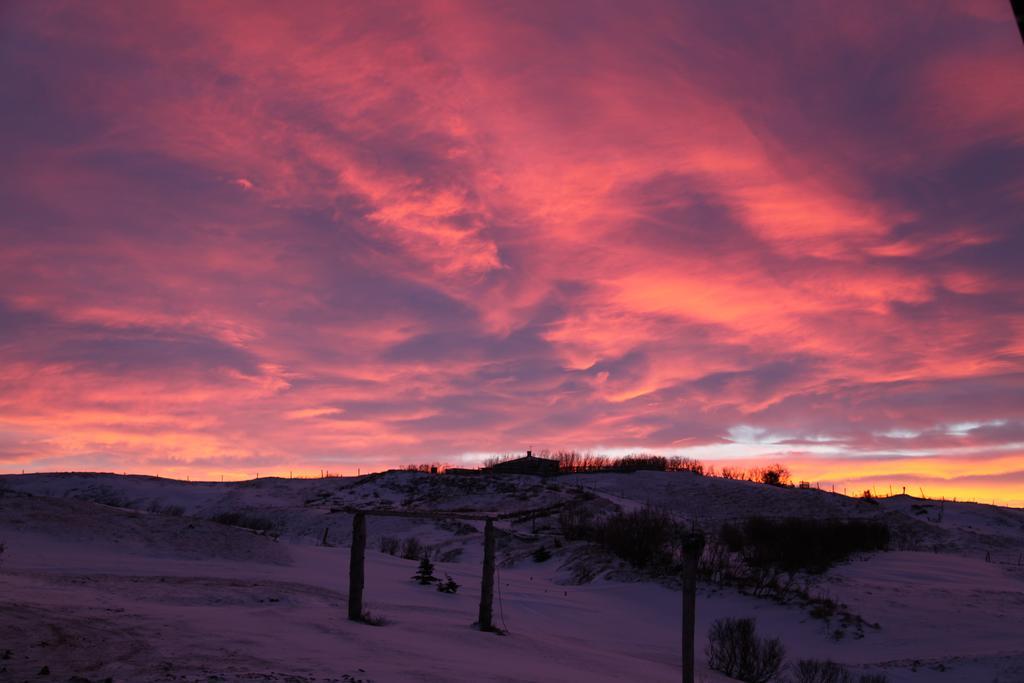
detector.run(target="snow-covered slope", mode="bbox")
[1,470,1023,681]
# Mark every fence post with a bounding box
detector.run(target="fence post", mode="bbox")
[478,518,496,631]
[682,532,706,683]
[348,512,366,621]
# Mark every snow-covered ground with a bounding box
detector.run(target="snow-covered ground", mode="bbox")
[1,471,1023,682]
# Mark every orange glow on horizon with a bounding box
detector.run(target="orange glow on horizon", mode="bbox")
[1,1,1022,504]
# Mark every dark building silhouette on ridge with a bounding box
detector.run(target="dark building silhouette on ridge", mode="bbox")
[485,450,559,476]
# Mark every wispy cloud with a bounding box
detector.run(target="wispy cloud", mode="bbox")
[1,1,1022,494]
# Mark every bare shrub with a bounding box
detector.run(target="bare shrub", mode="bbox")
[554,451,707,474]
[667,457,705,475]
[720,467,744,480]
[706,617,785,683]
[379,536,400,556]
[794,670,888,683]
[616,454,668,471]
[404,462,447,473]
[793,660,852,683]
[555,450,610,473]
[559,505,597,541]
[597,506,677,569]
[720,517,889,574]
[401,537,428,560]
[751,463,791,487]
[560,504,683,570]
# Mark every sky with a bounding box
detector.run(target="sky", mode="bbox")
[1,1,1023,502]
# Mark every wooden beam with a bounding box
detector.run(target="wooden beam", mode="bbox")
[330,500,567,522]
[348,511,366,621]
[681,532,705,683]
[478,518,496,631]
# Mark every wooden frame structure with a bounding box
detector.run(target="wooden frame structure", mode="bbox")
[334,503,566,631]
[336,504,704,681]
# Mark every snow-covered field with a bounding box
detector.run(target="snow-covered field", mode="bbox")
[1,471,1023,682]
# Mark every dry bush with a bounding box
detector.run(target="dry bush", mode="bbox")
[792,662,889,683]
[400,537,432,560]
[615,454,667,471]
[555,450,612,472]
[379,536,400,556]
[667,457,706,475]
[706,617,785,683]
[720,517,889,574]
[404,462,447,473]
[750,463,792,487]
[559,504,681,570]
[559,505,598,541]
[720,467,744,480]
[597,506,678,568]
[793,660,852,683]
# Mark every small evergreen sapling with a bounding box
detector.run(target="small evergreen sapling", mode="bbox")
[413,556,437,584]
[437,574,460,593]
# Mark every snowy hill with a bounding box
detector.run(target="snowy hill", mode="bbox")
[1,470,1023,681]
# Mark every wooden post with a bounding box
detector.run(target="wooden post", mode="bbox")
[348,512,366,621]
[681,532,705,683]
[478,518,496,631]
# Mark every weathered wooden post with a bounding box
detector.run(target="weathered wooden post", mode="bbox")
[478,518,496,631]
[681,531,705,683]
[348,512,366,621]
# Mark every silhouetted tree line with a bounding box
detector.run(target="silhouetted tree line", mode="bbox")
[414,451,807,489]
[560,505,677,569]
[404,462,447,473]
[719,517,890,574]
[562,505,887,576]
[553,450,708,474]
[553,451,794,484]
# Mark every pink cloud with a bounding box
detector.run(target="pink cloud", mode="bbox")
[0,1,1022,495]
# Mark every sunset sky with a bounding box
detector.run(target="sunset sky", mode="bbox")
[2,2,1023,502]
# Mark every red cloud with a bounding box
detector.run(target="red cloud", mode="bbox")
[0,1,1022,496]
